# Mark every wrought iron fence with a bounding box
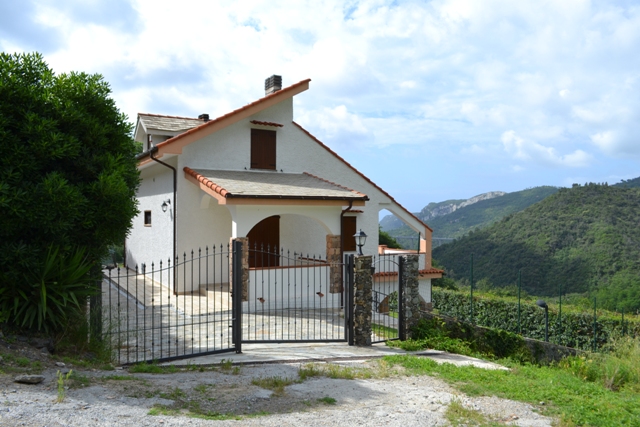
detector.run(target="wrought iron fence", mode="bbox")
[243,244,351,343]
[102,242,355,363]
[371,254,404,343]
[102,244,237,364]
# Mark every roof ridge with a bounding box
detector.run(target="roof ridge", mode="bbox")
[303,172,367,198]
[293,122,432,232]
[138,79,311,159]
[139,113,202,120]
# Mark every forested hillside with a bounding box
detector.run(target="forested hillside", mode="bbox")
[433,183,640,311]
[614,177,640,188]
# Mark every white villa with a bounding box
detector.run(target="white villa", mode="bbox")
[126,75,442,305]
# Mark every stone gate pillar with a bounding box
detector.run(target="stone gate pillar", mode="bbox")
[354,255,373,346]
[401,254,421,338]
[326,234,342,293]
[230,237,249,301]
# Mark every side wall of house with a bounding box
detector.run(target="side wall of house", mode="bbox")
[126,162,175,271]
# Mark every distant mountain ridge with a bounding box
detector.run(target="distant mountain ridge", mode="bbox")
[380,191,506,231]
[382,186,558,240]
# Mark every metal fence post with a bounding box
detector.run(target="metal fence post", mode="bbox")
[345,254,355,346]
[592,297,597,352]
[469,253,474,324]
[233,240,243,353]
[398,256,405,341]
[517,269,521,334]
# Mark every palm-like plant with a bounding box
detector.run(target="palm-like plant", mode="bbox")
[3,246,96,332]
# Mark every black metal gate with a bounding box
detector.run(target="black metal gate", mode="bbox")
[371,254,405,344]
[102,243,240,364]
[102,242,355,364]
[240,245,353,343]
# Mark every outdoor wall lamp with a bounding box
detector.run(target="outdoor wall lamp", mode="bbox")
[536,299,549,342]
[353,229,367,256]
[161,199,171,213]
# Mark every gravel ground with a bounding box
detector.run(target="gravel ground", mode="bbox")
[0,359,554,427]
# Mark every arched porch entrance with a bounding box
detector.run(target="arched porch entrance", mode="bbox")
[247,215,280,268]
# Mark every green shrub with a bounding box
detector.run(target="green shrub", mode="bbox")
[433,288,639,351]
[0,245,95,333]
[560,337,640,391]
[388,291,398,312]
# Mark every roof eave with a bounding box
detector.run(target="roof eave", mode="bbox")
[149,79,311,158]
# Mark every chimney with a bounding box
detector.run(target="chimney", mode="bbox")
[198,113,209,122]
[265,75,282,96]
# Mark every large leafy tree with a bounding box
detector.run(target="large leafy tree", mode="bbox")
[0,53,139,329]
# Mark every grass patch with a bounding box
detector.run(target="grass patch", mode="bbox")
[128,362,179,374]
[56,370,72,403]
[159,387,186,400]
[67,370,91,388]
[384,354,640,426]
[218,359,233,372]
[445,398,501,426]
[317,396,337,405]
[298,362,390,380]
[251,376,296,395]
[102,374,139,381]
[298,364,323,380]
[559,336,640,392]
[193,383,215,394]
[16,357,30,367]
[372,323,397,340]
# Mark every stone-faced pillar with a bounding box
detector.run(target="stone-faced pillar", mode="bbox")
[230,237,249,301]
[354,255,373,346]
[326,234,342,293]
[401,254,421,339]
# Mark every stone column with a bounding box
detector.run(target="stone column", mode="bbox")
[354,255,373,346]
[326,234,342,293]
[401,254,421,339]
[230,237,249,301]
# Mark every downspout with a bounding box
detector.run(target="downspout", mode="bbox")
[149,145,178,295]
[340,201,353,307]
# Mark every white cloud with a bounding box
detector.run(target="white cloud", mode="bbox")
[591,129,640,157]
[297,105,373,150]
[2,0,640,198]
[501,130,592,167]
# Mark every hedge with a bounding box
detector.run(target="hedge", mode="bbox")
[432,289,640,351]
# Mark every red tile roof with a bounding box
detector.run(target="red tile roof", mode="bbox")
[138,79,311,161]
[250,120,284,127]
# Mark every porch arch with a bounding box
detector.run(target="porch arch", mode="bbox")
[228,205,340,238]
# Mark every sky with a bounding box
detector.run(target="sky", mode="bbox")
[2,0,639,212]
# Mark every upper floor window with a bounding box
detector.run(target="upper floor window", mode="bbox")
[251,129,276,170]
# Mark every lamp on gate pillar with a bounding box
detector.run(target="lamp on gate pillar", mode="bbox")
[353,229,367,256]
[536,299,549,342]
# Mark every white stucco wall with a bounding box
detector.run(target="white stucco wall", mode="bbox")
[246,265,340,310]
[279,214,326,257]
[126,162,174,271]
